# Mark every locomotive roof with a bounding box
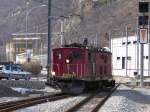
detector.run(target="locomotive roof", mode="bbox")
[53,43,111,54]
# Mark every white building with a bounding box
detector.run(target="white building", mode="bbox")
[111,35,150,77]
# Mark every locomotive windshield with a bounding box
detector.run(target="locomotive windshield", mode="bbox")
[71,51,81,59]
[66,51,81,63]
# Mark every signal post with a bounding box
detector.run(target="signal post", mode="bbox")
[138,1,149,87]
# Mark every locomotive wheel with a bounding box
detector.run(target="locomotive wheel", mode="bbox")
[83,80,99,91]
[61,81,85,94]
[99,81,104,89]
[101,80,116,88]
[110,80,115,87]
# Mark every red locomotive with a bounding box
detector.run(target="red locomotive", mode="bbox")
[48,42,115,94]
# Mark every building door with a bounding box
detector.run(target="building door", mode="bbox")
[122,57,125,69]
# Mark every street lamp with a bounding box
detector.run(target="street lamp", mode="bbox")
[49,16,65,46]
[49,15,74,46]
[25,4,46,61]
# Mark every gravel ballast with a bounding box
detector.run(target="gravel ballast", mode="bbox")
[16,95,87,112]
[99,84,150,112]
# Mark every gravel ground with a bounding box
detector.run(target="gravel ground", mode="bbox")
[4,84,150,112]
[99,84,150,112]
[0,84,22,97]
[0,86,60,103]
[16,95,88,112]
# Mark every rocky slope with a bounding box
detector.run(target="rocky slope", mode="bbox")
[64,0,138,47]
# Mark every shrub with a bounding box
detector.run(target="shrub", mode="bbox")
[22,60,42,75]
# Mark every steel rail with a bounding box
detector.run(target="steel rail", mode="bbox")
[91,83,120,112]
[0,93,70,112]
[65,83,120,112]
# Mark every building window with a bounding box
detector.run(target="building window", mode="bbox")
[127,56,131,60]
[122,57,125,69]
[117,57,120,60]
[146,56,148,59]
[122,42,131,45]
[133,41,137,44]
[122,42,125,45]
[127,42,131,44]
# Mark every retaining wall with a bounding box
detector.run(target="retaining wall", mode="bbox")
[0,80,45,89]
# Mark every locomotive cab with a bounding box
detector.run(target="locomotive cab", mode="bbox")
[52,47,86,78]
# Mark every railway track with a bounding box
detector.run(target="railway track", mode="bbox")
[65,84,120,112]
[0,93,70,112]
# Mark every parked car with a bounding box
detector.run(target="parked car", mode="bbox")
[0,64,31,80]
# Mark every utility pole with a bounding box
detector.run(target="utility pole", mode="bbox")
[126,26,128,77]
[140,43,144,87]
[137,31,139,79]
[148,23,150,76]
[96,33,98,47]
[108,31,111,51]
[47,0,52,77]
[25,1,29,62]
[60,19,64,46]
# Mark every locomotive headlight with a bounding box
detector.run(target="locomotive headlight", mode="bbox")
[66,59,70,63]
[51,71,55,76]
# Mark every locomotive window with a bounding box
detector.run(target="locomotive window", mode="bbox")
[66,51,81,63]
[72,51,81,59]
[88,53,91,60]
[69,51,81,59]
[58,53,61,60]
[55,51,62,60]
